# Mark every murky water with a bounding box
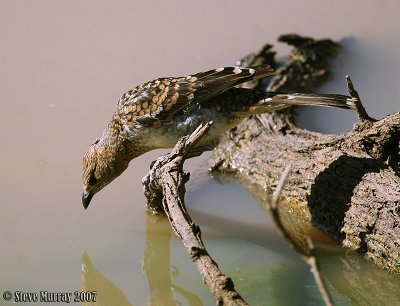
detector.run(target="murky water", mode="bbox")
[1,1,400,305]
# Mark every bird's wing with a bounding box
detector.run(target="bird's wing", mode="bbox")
[188,65,275,103]
[116,65,274,127]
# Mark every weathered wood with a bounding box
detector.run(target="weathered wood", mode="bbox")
[142,122,249,305]
[210,34,400,274]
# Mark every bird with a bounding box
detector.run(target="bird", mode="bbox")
[82,65,355,209]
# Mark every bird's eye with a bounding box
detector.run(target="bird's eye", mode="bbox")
[89,174,97,186]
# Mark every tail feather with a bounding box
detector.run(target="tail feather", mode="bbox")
[263,92,356,110]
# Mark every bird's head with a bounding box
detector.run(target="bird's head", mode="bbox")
[82,139,129,209]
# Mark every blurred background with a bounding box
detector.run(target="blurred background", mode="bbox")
[1,1,399,305]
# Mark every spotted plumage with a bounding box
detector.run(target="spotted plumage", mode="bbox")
[82,65,356,208]
[109,66,274,131]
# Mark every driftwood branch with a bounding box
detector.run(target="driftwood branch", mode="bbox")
[210,34,400,274]
[269,165,333,306]
[142,122,248,305]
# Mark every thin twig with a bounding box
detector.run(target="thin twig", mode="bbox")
[346,75,375,123]
[305,237,334,306]
[268,166,334,306]
[271,165,292,208]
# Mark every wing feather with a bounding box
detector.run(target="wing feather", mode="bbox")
[116,65,274,127]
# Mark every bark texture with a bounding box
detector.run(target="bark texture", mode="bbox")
[143,123,249,306]
[209,34,400,274]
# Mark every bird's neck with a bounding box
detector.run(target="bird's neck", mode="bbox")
[101,127,150,163]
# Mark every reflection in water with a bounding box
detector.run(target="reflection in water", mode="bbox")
[143,214,203,306]
[321,250,400,306]
[170,284,203,306]
[142,214,175,306]
[81,214,203,306]
[81,252,134,306]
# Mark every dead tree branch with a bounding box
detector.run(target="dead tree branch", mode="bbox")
[210,34,400,274]
[142,122,249,306]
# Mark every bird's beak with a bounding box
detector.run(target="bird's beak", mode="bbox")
[82,190,94,210]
